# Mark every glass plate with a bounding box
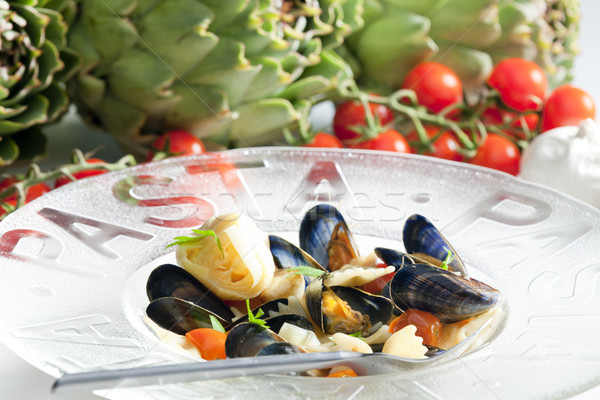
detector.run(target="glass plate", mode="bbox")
[1,148,599,400]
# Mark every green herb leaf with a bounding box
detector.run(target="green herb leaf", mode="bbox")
[440,248,455,270]
[210,315,226,333]
[246,299,269,329]
[349,331,366,341]
[165,229,224,258]
[286,265,326,278]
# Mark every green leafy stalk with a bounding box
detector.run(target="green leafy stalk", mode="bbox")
[166,229,224,258]
[286,265,326,278]
[246,299,270,330]
[209,315,226,333]
[440,248,455,270]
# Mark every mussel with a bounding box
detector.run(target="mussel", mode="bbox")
[145,264,234,334]
[146,297,230,335]
[402,214,468,276]
[225,322,301,358]
[299,204,359,271]
[304,275,393,335]
[269,235,326,286]
[375,247,500,324]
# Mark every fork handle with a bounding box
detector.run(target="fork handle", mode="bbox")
[52,351,365,394]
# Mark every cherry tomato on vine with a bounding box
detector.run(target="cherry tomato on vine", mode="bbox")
[55,158,108,188]
[362,263,394,294]
[0,177,51,204]
[487,58,547,112]
[401,62,463,114]
[148,130,206,160]
[185,328,227,361]
[406,126,463,161]
[353,129,411,153]
[333,100,394,142]
[302,132,344,148]
[470,133,520,176]
[541,85,596,132]
[388,309,442,347]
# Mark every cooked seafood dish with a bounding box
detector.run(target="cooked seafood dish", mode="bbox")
[145,204,503,377]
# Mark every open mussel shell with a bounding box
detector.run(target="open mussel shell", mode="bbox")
[146,297,230,335]
[225,322,289,358]
[403,214,468,276]
[269,235,326,283]
[146,263,234,323]
[305,276,393,335]
[377,248,500,324]
[255,342,303,357]
[299,204,359,271]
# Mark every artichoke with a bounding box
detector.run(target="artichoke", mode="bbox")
[343,0,580,92]
[0,0,77,166]
[67,0,362,156]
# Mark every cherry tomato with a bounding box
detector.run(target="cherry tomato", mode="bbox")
[0,177,51,205]
[303,132,344,148]
[327,368,358,378]
[185,328,227,361]
[148,130,206,160]
[470,133,520,176]
[389,309,442,347]
[541,85,596,132]
[362,263,394,294]
[353,129,411,153]
[55,158,108,188]
[487,58,547,112]
[333,101,394,142]
[401,62,463,113]
[406,126,463,161]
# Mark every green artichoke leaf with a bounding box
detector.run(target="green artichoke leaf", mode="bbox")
[82,14,138,76]
[53,47,79,82]
[107,48,179,116]
[434,43,493,89]
[14,93,49,125]
[165,83,233,139]
[0,104,27,123]
[13,3,46,48]
[35,41,63,91]
[200,0,249,33]
[96,94,147,144]
[12,126,47,161]
[230,99,301,146]
[65,23,100,72]
[243,57,288,102]
[41,82,68,122]
[0,136,19,166]
[355,11,437,87]
[136,0,219,77]
[80,0,136,17]
[71,74,105,110]
[428,0,501,48]
[39,8,67,49]
[379,0,445,16]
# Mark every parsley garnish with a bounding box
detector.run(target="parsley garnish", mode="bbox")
[165,229,224,258]
[440,248,454,270]
[286,265,326,278]
[210,315,226,333]
[349,331,366,341]
[246,299,270,329]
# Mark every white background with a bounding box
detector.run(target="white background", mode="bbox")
[1,1,600,399]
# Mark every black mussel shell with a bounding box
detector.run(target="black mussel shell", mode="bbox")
[265,314,315,333]
[255,342,303,357]
[269,235,326,284]
[225,322,284,358]
[146,297,229,335]
[425,345,445,357]
[402,214,467,276]
[146,263,234,323]
[299,204,358,271]
[386,261,500,324]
